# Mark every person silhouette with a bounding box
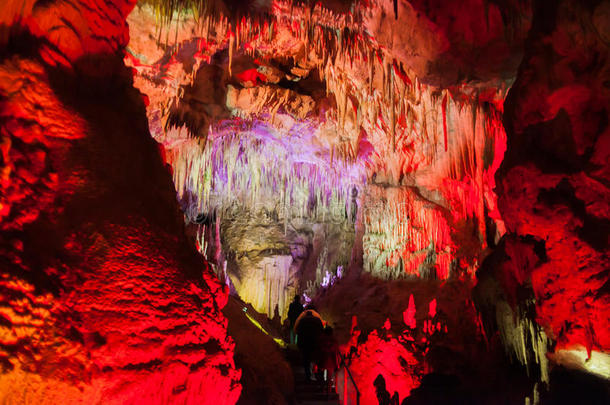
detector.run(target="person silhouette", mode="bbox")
[287,295,304,344]
[317,325,340,392]
[374,374,399,405]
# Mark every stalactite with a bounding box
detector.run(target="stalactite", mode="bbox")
[442,92,448,152]
[228,28,234,77]
[390,66,396,152]
[133,0,509,284]
[496,300,550,384]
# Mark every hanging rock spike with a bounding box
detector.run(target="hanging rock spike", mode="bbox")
[228,27,234,77]
[442,92,448,152]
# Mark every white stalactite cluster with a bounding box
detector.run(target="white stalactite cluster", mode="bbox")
[361,185,453,279]
[496,300,550,384]
[129,0,508,282]
[165,120,365,224]
[234,254,295,320]
[160,119,363,319]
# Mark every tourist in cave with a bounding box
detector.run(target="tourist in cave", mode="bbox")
[287,295,304,344]
[374,374,399,405]
[317,325,340,393]
[295,307,324,381]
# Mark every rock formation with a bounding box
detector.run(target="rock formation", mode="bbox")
[1,0,608,404]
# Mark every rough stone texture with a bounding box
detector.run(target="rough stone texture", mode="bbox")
[499,0,610,355]
[226,84,316,120]
[218,203,356,320]
[474,234,551,383]
[363,0,532,87]
[316,270,536,404]
[223,296,293,405]
[0,0,241,403]
[1,0,133,67]
[3,0,608,403]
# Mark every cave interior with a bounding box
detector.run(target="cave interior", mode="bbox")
[0,0,609,404]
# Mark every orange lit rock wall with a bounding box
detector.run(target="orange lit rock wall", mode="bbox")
[0,1,241,403]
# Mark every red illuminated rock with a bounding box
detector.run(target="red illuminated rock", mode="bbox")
[2,0,608,403]
[0,0,241,403]
[499,0,610,356]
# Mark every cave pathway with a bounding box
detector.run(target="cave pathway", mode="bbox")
[285,347,341,405]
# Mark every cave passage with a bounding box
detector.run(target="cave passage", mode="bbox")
[0,0,608,404]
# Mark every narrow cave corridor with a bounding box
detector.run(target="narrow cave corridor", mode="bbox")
[0,0,608,404]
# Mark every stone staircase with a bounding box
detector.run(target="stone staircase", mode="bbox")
[286,347,341,405]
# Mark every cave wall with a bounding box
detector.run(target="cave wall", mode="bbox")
[0,1,241,403]
[499,0,610,363]
[363,0,532,86]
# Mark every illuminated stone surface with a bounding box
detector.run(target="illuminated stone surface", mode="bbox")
[0,0,608,404]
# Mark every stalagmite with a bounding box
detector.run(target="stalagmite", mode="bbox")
[403,294,416,329]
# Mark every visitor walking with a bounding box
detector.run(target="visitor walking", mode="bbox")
[317,325,340,392]
[287,295,304,344]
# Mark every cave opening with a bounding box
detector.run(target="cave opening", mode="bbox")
[0,0,608,404]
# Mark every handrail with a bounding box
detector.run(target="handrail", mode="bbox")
[339,353,360,405]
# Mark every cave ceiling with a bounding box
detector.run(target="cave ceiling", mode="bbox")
[126,0,531,288]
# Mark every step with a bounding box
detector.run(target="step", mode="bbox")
[295,381,338,392]
[286,347,341,405]
[296,392,339,401]
[295,383,337,392]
